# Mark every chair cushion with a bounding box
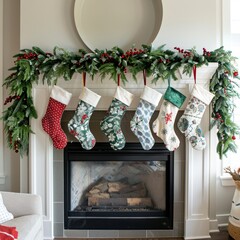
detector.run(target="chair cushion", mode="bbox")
[2,215,42,240]
[0,193,13,224]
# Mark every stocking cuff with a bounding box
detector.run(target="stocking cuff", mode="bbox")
[50,85,72,105]
[141,86,162,107]
[192,84,215,105]
[79,87,101,107]
[164,86,186,108]
[114,86,134,106]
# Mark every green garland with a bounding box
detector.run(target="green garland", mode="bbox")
[2,45,240,159]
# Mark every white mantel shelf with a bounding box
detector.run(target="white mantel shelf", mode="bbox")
[29,63,218,239]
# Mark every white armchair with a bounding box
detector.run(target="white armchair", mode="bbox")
[1,191,43,240]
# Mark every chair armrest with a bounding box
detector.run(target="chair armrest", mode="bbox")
[1,191,42,217]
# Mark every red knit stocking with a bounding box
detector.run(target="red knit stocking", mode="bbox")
[42,98,67,149]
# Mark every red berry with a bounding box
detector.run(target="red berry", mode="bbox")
[232,135,236,140]
[233,71,238,77]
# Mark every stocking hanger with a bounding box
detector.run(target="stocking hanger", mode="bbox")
[82,71,86,87]
[143,69,147,85]
[193,65,197,84]
[168,77,171,87]
[117,73,121,86]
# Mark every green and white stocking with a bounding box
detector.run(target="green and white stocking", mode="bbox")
[130,86,162,150]
[100,86,134,150]
[153,87,186,151]
[177,84,214,150]
[68,87,101,150]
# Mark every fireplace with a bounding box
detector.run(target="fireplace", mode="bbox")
[29,69,216,238]
[64,142,174,230]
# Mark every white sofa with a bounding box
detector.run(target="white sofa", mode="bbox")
[1,191,43,240]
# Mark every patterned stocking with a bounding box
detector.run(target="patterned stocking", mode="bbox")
[130,86,162,150]
[152,87,186,151]
[42,85,72,149]
[68,87,101,150]
[177,84,214,150]
[100,86,134,150]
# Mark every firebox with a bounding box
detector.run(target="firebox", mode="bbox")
[64,142,174,230]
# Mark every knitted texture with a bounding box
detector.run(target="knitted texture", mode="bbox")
[42,98,68,149]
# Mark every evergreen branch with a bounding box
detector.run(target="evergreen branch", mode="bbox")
[2,45,240,159]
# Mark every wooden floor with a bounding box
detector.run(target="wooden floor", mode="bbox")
[210,227,232,240]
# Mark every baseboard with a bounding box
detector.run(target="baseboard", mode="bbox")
[0,175,5,184]
[216,213,229,226]
[209,219,219,233]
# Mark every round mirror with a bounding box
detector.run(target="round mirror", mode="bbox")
[74,0,163,51]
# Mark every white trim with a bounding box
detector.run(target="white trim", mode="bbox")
[216,213,230,226]
[220,175,235,186]
[30,86,54,239]
[216,0,223,47]
[0,176,5,185]
[114,86,134,106]
[20,155,29,193]
[0,0,5,185]
[221,0,231,49]
[184,235,211,240]
[140,85,162,107]
[209,123,220,233]
[209,219,219,233]
[192,84,215,105]
[50,85,72,105]
[184,83,211,240]
[79,87,101,107]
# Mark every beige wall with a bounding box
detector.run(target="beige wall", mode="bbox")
[1,0,20,192]
[20,0,220,51]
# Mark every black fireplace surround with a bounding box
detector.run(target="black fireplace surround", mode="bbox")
[64,142,174,230]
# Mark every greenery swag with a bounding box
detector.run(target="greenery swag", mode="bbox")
[2,45,240,159]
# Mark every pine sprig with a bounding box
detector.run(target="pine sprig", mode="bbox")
[209,47,240,159]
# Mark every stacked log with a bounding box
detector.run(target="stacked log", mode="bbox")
[87,181,153,208]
